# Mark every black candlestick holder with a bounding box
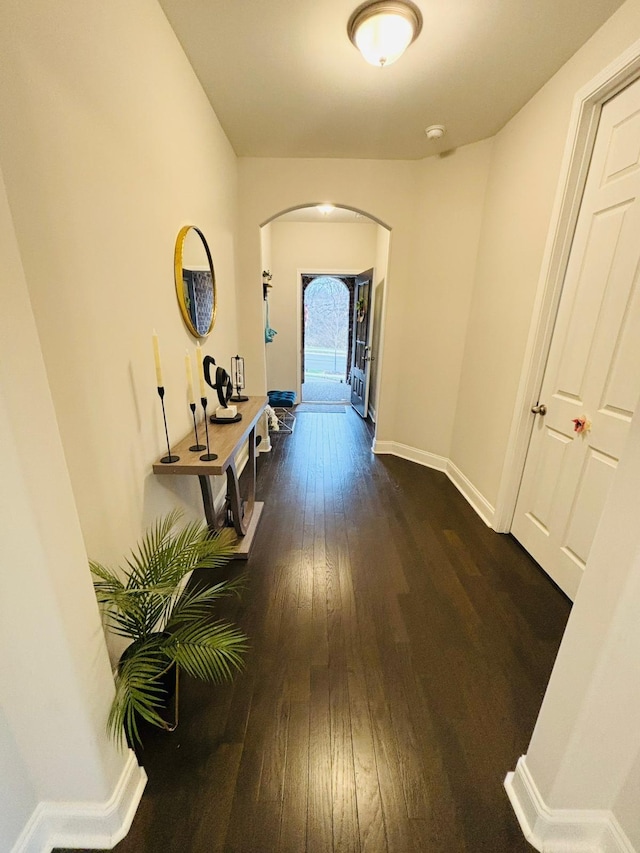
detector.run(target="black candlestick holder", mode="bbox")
[157,386,179,464]
[199,396,218,462]
[189,402,205,452]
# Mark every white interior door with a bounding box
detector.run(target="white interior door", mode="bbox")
[512,77,640,600]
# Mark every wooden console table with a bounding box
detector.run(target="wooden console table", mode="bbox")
[153,396,267,559]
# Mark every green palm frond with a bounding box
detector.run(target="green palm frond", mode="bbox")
[90,560,124,587]
[163,620,249,683]
[166,573,246,628]
[91,560,149,640]
[124,510,181,588]
[92,512,238,638]
[127,516,235,588]
[108,642,174,747]
[91,511,248,745]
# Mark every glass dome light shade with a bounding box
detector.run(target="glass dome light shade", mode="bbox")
[348,1,422,67]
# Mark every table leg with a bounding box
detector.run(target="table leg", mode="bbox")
[198,475,218,533]
[225,424,258,537]
[199,426,259,538]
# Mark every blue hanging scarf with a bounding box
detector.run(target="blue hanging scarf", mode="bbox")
[265,298,277,344]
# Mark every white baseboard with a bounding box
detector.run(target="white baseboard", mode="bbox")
[505,756,635,853]
[372,439,448,471]
[446,460,495,527]
[13,751,147,853]
[372,440,494,528]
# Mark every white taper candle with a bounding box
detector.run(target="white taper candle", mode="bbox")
[152,330,163,386]
[196,343,206,397]
[185,351,195,403]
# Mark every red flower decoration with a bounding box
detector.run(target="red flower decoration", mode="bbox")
[572,416,591,434]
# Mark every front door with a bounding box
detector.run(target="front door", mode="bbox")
[512,77,640,600]
[350,268,374,418]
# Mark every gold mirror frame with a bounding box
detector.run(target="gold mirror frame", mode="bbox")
[174,225,217,338]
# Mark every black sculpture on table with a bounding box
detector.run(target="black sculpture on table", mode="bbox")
[203,356,242,424]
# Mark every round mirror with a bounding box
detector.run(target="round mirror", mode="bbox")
[174,225,216,338]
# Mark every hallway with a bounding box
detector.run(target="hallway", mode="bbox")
[87,408,570,852]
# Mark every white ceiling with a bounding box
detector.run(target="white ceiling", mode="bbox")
[158,0,625,161]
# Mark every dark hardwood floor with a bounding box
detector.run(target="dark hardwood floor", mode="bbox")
[65,408,571,852]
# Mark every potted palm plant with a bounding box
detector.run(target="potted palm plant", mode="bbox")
[91,509,248,746]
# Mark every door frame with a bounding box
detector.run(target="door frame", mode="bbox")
[300,274,356,396]
[350,268,376,418]
[494,37,640,533]
[296,267,369,402]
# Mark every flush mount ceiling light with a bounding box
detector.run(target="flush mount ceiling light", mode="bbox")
[317,204,335,215]
[348,0,423,68]
[425,124,446,140]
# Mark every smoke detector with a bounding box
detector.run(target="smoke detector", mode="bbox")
[425,125,446,140]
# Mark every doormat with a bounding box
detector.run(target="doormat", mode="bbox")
[296,404,347,413]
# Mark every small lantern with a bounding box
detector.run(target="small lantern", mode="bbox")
[230,354,248,402]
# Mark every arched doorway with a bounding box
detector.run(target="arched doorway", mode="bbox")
[260,203,390,430]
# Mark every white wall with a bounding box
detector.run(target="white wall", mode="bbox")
[614,749,640,848]
[403,142,492,456]
[265,220,378,393]
[450,0,640,510]
[238,142,492,456]
[0,0,240,599]
[0,709,35,852]
[0,164,140,851]
[0,0,240,846]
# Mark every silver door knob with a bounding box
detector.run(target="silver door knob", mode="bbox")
[531,404,547,416]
